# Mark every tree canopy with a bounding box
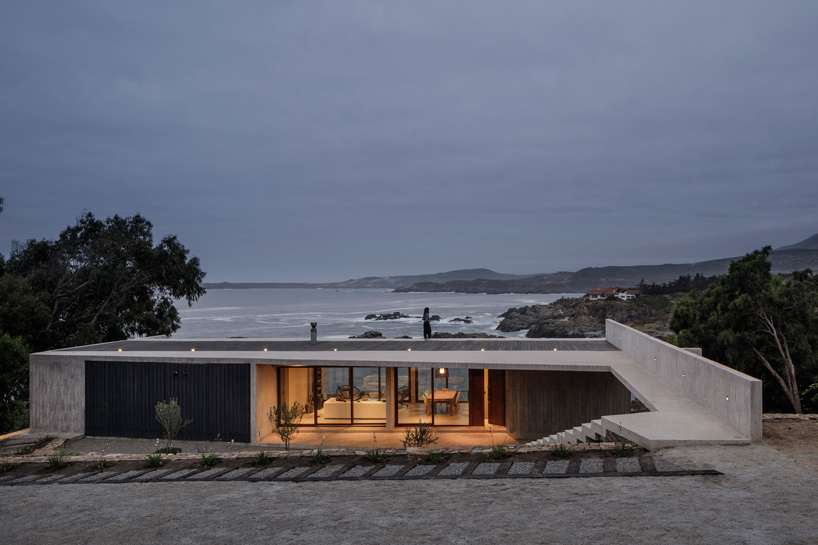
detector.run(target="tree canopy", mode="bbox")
[4,212,206,352]
[670,247,818,413]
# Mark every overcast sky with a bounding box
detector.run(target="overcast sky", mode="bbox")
[1,2,817,282]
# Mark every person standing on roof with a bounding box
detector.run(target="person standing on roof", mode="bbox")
[422,307,432,340]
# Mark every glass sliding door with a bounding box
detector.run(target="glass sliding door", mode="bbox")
[395,367,471,427]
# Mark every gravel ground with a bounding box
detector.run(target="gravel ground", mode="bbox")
[3,444,818,544]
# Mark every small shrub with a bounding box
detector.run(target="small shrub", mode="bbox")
[365,433,389,463]
[402,421,438,448]
[155,447,182,454]
[0,455,15,473]
[312,435,329,464]
[145,453,164,468]
[155,398,192,452]
[428,450,447,464]
[251,451,272,466]
[268,401,304,451]
[199,452,221,467]
[612,441,636,457]
[48,451,69,470]
[550,443,572,458]
[94,458,112,470]
[487,445,507,460]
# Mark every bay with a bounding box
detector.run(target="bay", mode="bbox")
[173,289,581,339]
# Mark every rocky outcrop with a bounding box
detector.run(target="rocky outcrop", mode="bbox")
[497,296,676,339]
[449,317,473,324]
[365,312,412,321]
[350,330,384,339]
[431,332,504,339]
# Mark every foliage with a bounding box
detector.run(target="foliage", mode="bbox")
[671,247,818,413]
[0,454,15,473]
[428,450,447,464]
[154,398,192,451]
[199,452,221,467]
[630,398,649,413]
[14,436,55,456]
[637,274,719,296]
[401,421,439,448]
[550,443,572,458]
[94,458,113,470]
[486,445,507,460]
[4,212,206,352]
[251,451,273,466]
[145,453,165,468]
[311,435,329,464]
[0,333,31,434]
[803,379,818,413]
[267,401,304,451]
[47,450,69,470]
[365,433,389,463]
[611,423,636,457]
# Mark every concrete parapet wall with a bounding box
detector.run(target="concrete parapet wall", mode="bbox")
[29,355,86,435]
[606,320,762,440]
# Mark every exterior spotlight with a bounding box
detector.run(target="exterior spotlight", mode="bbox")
[481,348,485,352]
[726,396,730,401]
[333,348,337,352]
[263,347,268,352]
[190,348,196,352]
[682,374,686,378]
[408,348,412,352]
[553,348,557,351]
[117,348,123,352]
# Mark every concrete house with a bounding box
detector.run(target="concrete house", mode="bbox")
[29,321,761,450]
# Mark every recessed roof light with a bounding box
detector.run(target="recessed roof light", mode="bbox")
[190,348,196,352]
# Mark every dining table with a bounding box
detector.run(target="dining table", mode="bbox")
[429,389,458,415]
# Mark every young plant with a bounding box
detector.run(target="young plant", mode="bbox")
[312,435,330,464]
[199,452,221,467]
[487,425,507,459]
[267,401,304,451]
[402,421,439,448]
[145,453,165,468]
[0,455,15,473]
[155,398,192,452]
[251,451,273,466]
[550,443,572,458]
[612,422,636,457]
[427,450,447,464]
[48,450,69,470]
[365,433,389,463]
[94,442,112,470]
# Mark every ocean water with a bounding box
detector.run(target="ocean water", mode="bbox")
[172,289,581,339]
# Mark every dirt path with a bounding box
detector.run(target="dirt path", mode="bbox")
[2,442,817,545]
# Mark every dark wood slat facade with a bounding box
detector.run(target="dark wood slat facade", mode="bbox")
[85,361,250,442]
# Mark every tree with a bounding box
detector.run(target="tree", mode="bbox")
[4,212,206,351]
[671,247,818,413]
[154,398,192,452]
[267,401,304,450]
[0,334,30,434]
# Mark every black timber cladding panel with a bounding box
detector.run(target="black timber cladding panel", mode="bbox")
[85,361,250,443]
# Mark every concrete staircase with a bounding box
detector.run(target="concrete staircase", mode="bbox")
[526,419,608,447]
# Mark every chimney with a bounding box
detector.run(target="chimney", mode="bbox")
[310,322,318,344]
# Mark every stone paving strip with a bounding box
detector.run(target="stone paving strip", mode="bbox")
[0,455,721,485]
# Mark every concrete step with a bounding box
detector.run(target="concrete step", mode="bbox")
[591,419,605,437]
[581,423,601,441]
[572,426,585,443]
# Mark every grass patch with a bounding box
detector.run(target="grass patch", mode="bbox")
[155,447,182,454]
[145,453,165,468]
[199,452,221,467]
[0,455,15,473]
[251,451,273,466]
[550,443,572,458]
[15,435,56,456]
[427,450,448,464]
[47,451,69,470]
[486,445,507,460]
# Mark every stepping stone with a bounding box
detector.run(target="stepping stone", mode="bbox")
[33,473,72,484]
[404,465,434,477]
[216,468,255,480]
[59,472,95,483]
[544,460,569,474]
[191,467,228,479]
[437,462,469,476]
[307,465,339,478]
[159,469,199,480]
[472,463,499,475]
[507,462,534,475]
[653,458,681,472]
[276,467,310,479]
[132,469,172,482]
[9,474,44,484]
[339,465,371,478]
[616,458,641,473]
[78,471,118,482]
[372,465,405,477]
[105,470,145,482]
[579,459,604,474]
[250,467,286,480]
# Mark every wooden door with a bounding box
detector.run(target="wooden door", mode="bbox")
[468,369,484,426]
[487,369,505,426]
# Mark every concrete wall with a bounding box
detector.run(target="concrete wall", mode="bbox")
[254,364,278,443]
[606,320,762,440]
[505,370,631,436]
[30,355,86,435]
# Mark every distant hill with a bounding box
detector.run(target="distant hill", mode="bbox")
[777,233,818,251]
[205,233,818,294]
